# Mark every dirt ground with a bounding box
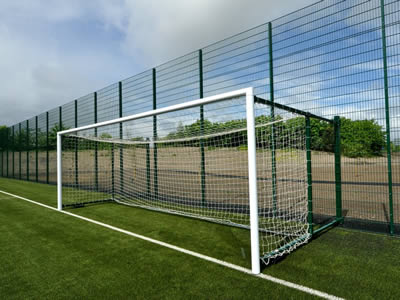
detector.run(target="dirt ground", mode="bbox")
[2,147,398,224]
[43,146,400,224]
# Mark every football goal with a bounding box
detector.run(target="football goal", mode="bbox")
[57,87,343,274]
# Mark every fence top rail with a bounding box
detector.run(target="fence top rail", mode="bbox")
[254,96,334,124]
[58,87,254,136]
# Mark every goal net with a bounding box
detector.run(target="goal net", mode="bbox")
[57,88,310,273]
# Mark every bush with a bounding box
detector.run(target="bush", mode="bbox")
[391,143,400,153]
[340,118,385,158]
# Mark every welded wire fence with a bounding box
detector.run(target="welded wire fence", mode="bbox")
[0,0,399,235]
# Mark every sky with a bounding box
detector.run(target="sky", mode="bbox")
[0,0,316,126]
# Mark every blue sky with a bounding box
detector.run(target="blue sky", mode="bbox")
[0,0,316,126]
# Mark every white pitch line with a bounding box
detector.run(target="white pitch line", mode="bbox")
[0,190,344,300]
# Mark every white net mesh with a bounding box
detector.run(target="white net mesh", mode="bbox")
[61,96,310,263]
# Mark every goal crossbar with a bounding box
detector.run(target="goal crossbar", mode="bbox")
[57,88,254,136]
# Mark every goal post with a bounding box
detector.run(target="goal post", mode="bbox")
[245,88,260,274]
[57,87,342,274]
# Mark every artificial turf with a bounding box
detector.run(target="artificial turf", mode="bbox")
[1,177,400,299]
[0,182,312,299]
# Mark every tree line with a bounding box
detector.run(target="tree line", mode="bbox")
[0,116,396,158]
[165,116,390,158]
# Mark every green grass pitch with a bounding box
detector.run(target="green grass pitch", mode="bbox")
[1,177,400,299]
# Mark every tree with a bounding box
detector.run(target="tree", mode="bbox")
[391,142,400,153]
[48,123,70,150]
[340,118,385,158]
[100,133,112,139]
[0,126,9,151]
[163,115,387,158]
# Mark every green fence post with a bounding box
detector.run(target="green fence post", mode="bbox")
[119,81,124,195]
[0,128,4,177]
[380,0,394,235]
[334,116,343,223]
[19,123,21,180]
[111,143,115,199]
[152,68,158,198]
[146,141,151,197]
[11,125,16,178]
[110,97,115,199]
[59,106,62,129]
[268,22,278,216]
[12,127,15,178]
[306,116,313,234]
[46,111,49,184]
[74,100,79,187]
[199,49,206,207]
[26,120,29,181]
[6,127,9,178]
[35,116,38,182]
[94,92,99,192]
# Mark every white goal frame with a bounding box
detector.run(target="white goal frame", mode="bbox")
[57,87,261,274]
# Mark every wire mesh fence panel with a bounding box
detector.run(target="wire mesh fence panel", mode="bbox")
[202,24,270,99]
[96,83,120,190]
[2,151,6,177]
[3,0,400,234]
[270,0,391,230]
[48,108,59,184]
[75,93,96,189]
[37,112,47,183]
[12,125,19,179]
[1,146,6,176]
[77,94,95,128]
[385,0,400,233]
[19,122,27,180]
[61,101,77,187]
[156,51,200,108]
[9,126,14,178]
[62,102,75,130]
[97,83,119,123]
[11,149,16,179]
[28,117,36,181]
[122,70,153,116]
[120,71,154,196]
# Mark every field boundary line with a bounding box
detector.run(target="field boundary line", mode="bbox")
[0,189,344,300]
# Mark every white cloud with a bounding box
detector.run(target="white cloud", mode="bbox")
[99,0,316,66]
[0,0,316,126]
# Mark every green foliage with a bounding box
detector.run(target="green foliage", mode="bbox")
[391,142,400,153]
[48,123,70,150]
[305,117,385,157]
[100,133,112,139]
[340,118,385,158]
[0,126,8,151]
[309,118,333,152]
[165,115,386,158]
[1,116,386,159]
